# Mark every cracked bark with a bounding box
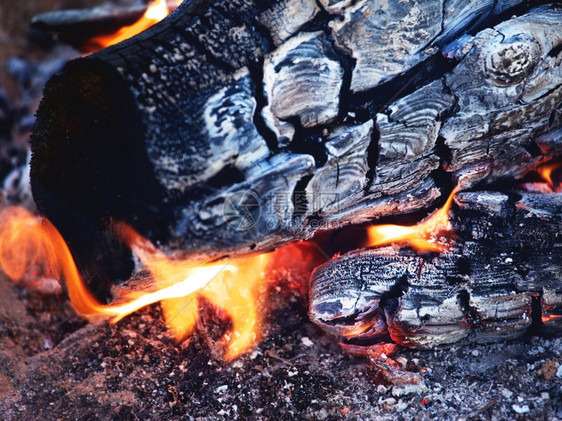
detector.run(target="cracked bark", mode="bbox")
[310,192,562,348]
[30,0,562,301]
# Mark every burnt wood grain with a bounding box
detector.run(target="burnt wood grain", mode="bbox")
[310,192,562,348]
[30,1,562,298]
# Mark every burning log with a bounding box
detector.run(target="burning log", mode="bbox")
[30,4,153,49]
[310,191,562,349]
[30,2,561,301]
[31,1,183,50]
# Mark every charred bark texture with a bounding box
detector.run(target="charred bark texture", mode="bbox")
[310,192,562,348]
[31,1,562,297]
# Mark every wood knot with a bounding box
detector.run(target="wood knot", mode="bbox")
[484,38,540,85]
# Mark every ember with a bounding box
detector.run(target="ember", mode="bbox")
[542,314,562,323]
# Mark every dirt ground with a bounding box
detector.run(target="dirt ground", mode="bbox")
[0,270,560,420]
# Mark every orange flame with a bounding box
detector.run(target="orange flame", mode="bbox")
[87,0,181,50]
[115,223,272,360]
[0,206,273,360]
[538,161,562,193]
[0,206,50,281]
[366,187,459,252]
[521,161,562,194]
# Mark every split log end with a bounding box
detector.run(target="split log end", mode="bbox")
[31,58,162,299]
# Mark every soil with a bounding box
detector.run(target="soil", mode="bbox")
[0,271,561,420]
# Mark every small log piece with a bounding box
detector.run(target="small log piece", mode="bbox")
[310,191,562,348]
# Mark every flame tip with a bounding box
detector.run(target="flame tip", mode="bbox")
[87,0,180,49]
[366,186,459,253]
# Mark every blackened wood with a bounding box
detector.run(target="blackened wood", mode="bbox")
[310,192,562,349]
[31,1,562,297]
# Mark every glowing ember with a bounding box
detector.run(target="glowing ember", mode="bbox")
[542,314,562,323]
[87,0,182,50]
[0,206,273,360]
[366,187,459,252]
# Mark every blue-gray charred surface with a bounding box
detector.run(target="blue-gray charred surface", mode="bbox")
[310,192,562,349]
[31,1,562,300]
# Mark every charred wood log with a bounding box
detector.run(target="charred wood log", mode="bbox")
[30,1,562,297]
[310,191,562,348]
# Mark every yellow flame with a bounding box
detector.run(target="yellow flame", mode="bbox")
[341,319,379,337]
[537,161,562,192]
[115,223,271,360]
[0,206,271,360]
[538,163,556,187]
[366,187,459,252]
[87,0,182,50]
[523,161,562,194]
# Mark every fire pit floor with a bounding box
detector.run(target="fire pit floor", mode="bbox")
[1,272,560,420]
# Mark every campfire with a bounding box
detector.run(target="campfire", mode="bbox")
[0,205,313,360]
[0,184,462,361]
[1,0,561,418]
